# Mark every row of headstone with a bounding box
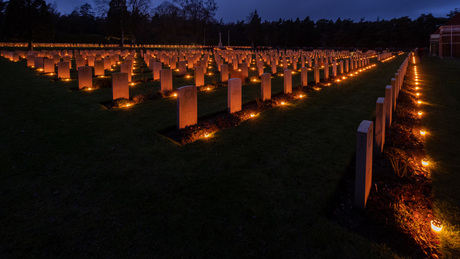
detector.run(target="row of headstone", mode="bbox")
[355,53,411,209]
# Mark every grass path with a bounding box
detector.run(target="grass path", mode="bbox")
[419,56,460,257]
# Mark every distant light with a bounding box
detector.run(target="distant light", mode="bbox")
[420,129,426,136]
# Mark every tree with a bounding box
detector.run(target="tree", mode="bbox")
[4,0,55,49]
[246,9,261,47]
[106,0,128,47]
[173,0,217,42]
[127,0,150,44]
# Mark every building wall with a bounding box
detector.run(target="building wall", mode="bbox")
[439,25,460,58]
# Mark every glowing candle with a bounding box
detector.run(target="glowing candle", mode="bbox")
[431,220,442,234]
[421,158,429,167]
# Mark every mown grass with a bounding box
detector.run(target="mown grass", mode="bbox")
[418,56,460,257]
[1,54,406,257]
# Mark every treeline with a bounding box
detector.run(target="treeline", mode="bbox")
[0,0,456,49]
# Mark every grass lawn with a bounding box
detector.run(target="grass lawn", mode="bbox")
[419,56,460,257]
[1,53,407,257]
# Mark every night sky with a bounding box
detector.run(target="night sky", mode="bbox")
[49,0,458,22]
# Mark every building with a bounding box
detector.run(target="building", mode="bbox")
[432,13,460,58]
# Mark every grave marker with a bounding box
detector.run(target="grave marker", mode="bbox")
[261,73,271,101]
[195,66,205,87]
[375,97,386,154]
[160,69,173,92]
[220,64,229,82]
[284,69,292,94]
[355,120,373,209]
[228,78,242,113]
[112,72,129,100]
[177,85,197,129]
[385,85,393,126]
[57,62,70,79]
[301,67,308,87]
[78,66,92,89]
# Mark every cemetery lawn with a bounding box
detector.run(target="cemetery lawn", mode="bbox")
[420,56,460,257]
[2,55,410,257]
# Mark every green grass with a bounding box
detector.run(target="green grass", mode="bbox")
[418,56,460,257]
[1,54,407,257]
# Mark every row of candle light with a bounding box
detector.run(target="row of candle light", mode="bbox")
[413,60,443,235]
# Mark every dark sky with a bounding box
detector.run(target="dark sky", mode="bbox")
[49,0,458,22]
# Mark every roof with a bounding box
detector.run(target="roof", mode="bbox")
[444,13,460,26]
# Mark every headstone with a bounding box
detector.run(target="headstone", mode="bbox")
[271,59,277,74]
[57,62,70,79]
[301,67,308,87]
[195,66,205,87]
[375,97,386,154]
[44,59,54,73]
[27,55,35,67]
[63,56,72,69]
[284,69,292,94]
[261,73,271,101]
[332,62,337,77]
[178,61,187,75]
[87,56,95,67]
[78,66,92,89]
[34,57,44,69]
[324,62,329,79]
[112,72,129,100]
[120,63,132,82]
[391,78,396,110]
[257,61,264,76]
[240,63,249,80]
[94,60,104,76]
[75,57,85,69]
[228,78,242,113]
[220,64,229,82]
[340,60,344,74]
[345,59,349,73]
[160,69,173,92]
[177,85,197,129]
[355,120,373,209]
[385,85,393,126]
[152,62,162,80]
[314,65,320,84]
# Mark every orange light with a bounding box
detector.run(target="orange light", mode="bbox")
[298,94,304,98]
[417,100,422,105]
[421,158,429,167]
[280,101,286,105]
[418,111,423,116]
[204,133,210,138]
[206,87,211,91]
[431,220,442,234]
[185,75,191,79]
[420,129,426,136]
[416,93,420,97]
[173,93,177,97]
[250,113,256,118]
[415,86,419,90]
